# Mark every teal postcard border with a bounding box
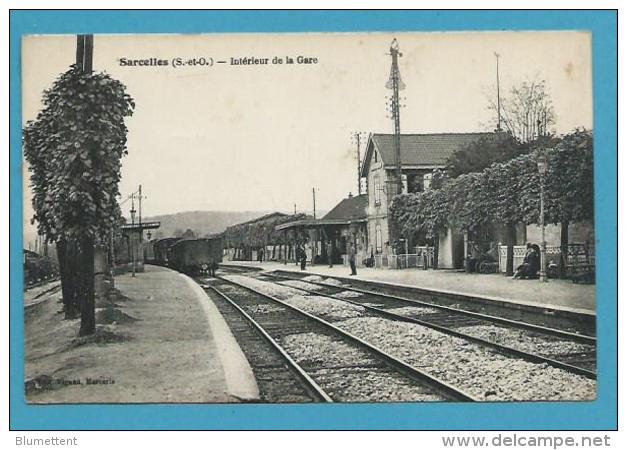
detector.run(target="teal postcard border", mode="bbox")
[9,10,617,430]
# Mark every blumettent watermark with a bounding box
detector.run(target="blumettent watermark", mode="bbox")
[15,436,78,446]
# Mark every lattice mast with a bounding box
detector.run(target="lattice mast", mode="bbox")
[386,39,405,195]
[494,52,502,132]
[351,131,367,196]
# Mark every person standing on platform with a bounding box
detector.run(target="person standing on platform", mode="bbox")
[326,241,334,268]
[348,242,357,276]
[299,243,307,271]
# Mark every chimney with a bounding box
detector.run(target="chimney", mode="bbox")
[348,192,353,198]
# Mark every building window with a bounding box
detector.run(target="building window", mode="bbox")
[375,225,382,253]
[374,150,378,163]
[423,173,433,191]
[374,175,381,205]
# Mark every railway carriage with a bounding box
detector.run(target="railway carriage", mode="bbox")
[168,238,223,275]
[23,250,58,286]
[152,237,181,266]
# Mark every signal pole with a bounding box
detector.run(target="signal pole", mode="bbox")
[130,195,136,278]
[352,132,366,195]
[76,35,93,73]
[138,185,142,229]
[387,39,405,195]
[495,52,502,132]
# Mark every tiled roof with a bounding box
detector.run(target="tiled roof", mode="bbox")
[275,195,367,231]
[231,212,288,228]
[362,132,496,175]
[322,194,368,222]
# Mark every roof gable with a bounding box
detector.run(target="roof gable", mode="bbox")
[322,194,368,221]
[360,132,496,176]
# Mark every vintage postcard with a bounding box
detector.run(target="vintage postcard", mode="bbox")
[17,24,610,427]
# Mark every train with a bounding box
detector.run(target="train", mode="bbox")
[23,249,59,286]
[146,237,223,276]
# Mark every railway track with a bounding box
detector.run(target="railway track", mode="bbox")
[255,271,597,376]
[24,281,62,310]
[200,275,479,403]
[201,279,330,403]
[270,269,596,335]
[24,277,60,291]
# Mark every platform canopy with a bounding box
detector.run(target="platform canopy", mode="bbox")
[120,221,161,231]
[275,194,367,232]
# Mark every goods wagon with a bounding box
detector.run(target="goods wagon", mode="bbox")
[152,238,181,266]
[168,238,223,275]
[24,250,59,286]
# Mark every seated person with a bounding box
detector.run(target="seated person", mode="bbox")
[512,243,539,280]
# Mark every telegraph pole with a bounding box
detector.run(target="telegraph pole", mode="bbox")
[356,134,361,195]
[138,184,142,229]
[312,188,317,220]
[385,39,405,249]
[387,39,405,195]
[494,52,502,132]
[76,34,96,336]
[76,35,94,72]
[130,195,137,278]
[352,132,366,195]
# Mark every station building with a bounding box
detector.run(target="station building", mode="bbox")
[360,132,493,267]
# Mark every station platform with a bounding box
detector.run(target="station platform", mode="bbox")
[221,260,596,316]
[25,264,259,403]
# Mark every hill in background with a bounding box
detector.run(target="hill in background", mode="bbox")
[144,210,271,239]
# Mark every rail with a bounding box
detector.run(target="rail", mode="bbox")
[266,271,595,345]
[218,275,479,402]
[206,282,332,403]
[260,272,596,379]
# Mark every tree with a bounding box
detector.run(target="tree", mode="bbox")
[446,133,529,178]
[390,130,594,275]
[489,79,556,142]
[221,213,308,260]
[542,130,594,273]
[23,65,135,335]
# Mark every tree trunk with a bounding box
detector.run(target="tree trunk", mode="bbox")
[58,239,81,319]
[559,220,569,278]
[433,233,439,270]
[78,236,96,336]
[56,239,69,311]
[108,234,115,289]
[505,222,516,276]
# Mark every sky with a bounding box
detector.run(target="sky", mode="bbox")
[21,31,592,239]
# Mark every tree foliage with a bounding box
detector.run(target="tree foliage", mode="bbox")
[391,130,593,239]
[446,133,529,178]
[222,213,308,249]
[23,65,135,243]
[489,79,556,142]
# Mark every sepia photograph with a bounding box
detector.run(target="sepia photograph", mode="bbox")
[21,29,598,407]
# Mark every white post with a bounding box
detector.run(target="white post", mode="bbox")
[539,177,547,282]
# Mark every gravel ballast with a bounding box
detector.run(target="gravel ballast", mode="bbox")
[309,367,446,402]
[282,295,365,321]
[223,275,596,401]
[338,317,596,401]
[281,332,445,402]
[278,280,325,291]
[334,290,364,299]
[387,305,440,315]
[456,324,595,356]
[225,275,305,299]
